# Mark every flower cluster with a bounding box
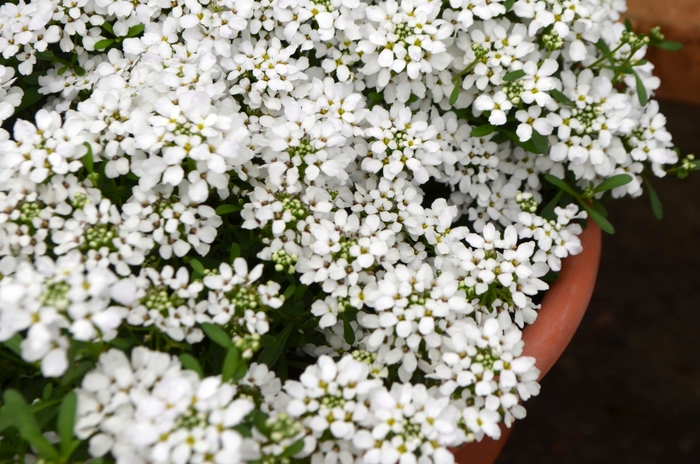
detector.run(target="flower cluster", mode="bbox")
[0,0,688,463]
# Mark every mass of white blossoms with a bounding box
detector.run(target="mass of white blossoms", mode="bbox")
[0,0,690,462]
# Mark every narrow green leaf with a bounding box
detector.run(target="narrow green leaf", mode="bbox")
[502,69,526,81]
[633,59,648,66]
[594,39,612,55]
[102,22,114,36]
[449,80,461,105]
[470,124,496,137]
[504,0,515,11]
[179,354,204,378]
[579,201,615,234]
[57,391,77,458]
[653,40,683,51]
[74,65,86,77]
[550,89,574,107]
[257,323,294,368]
[61,361,94,387]
[283,284,296,301]
[259,334,275,348]
[42,384,53,402]
[57,66,68,76]
[624,18,633,32]
[93,39,114,50]
[201,323,233,349]
[530,130,550,155]
[279,439,305,458]
[633,70,648,106]
[368,92,383,101]
[644,177,663,219]
[82,142,94,173]
[3,390,59,461]
[222,346,242,383]
[215,204,241,215]
[252,410,269,435]
[591,198,608,218]
[539,189,563,220]
[127,24,145,38]
[109,336,134,350]
[229,243,241,262]
[294,284,307,302]
[544,174,580,198]
[406,93,419,104]
[342,316,355,345]
[593,174,633,193]
[190,258,205,276]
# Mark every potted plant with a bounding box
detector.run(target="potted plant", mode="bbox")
[0,1,696,463]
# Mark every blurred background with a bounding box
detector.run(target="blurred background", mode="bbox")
[498,2,700,460]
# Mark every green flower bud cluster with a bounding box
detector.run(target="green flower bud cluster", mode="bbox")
[515,191,538,213]
[503,80,524,104]
[226,284,263,316]
[70,192,88,210]
[40,281,70,311]
[333,237,357,263]
[621,30,650,49]
[351,350,377,364]
[176,408,207,430]
[83,223,119,251]
[235,333,261,359]
[280,196,309,221]
[141,286,185,315]
[17,202,42,227]
[272,249,297,273]
[649,26,665,42]
[266,413,302,443]
[474,347,498,371]
[676,154,696,179]
[321,394,346,409]
[542,30,563,51]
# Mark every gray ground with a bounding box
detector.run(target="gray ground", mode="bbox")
[497,100,700,464]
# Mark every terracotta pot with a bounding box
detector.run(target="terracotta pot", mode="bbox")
[452,220,603,464]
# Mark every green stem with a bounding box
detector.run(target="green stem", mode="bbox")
[589,43,625,68]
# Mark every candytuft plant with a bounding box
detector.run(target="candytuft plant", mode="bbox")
[0,1,697,463]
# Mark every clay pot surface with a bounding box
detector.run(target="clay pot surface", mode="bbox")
[452,221,603,464]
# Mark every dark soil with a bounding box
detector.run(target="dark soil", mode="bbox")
[497,100,700,464]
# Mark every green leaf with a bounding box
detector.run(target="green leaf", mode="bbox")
[652,40,683,51]
[14,87,43,115]
[594,39,612,56]
[294,284,307,302]
[644,177,663,219]
[215,204,241,215]
[179,354,204,378]
[283,284,296,301]
[591,198,608,218]
[74,65,86,77]
[449,80,461,105]
[94,39,114,50]
[579,201,615,234]
[406,93,419,104]
[0,406,11,433]
[82,142,94,173]
[368,92,383,101]
[127,24,145,38]
[57,66,69,76]
[633,59,648,66]
[190,258,205,276]
[57,392,77,458]
[257,323,294,368]
[3,390,59,461]
[3,334,23,357]
[550,89,574,107]
[530,130,549,155]
[544,174,580,198]
[252,410,269,435]
[470,124,496,137]
[633,70,648,106]
[259,334,275,348]
[60,360,94,387]
[593,174,633,193]
[279,439,305,458]
[342,315,355,345]
[102,22,114,36]
[502,69,526,81]
[35,50,56,62]
[229,243,241,262]
[539,189,563,220]
[504,0,515,11]
[201,323,233,349]
[222,346,242,383]
[624,18,633,32]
